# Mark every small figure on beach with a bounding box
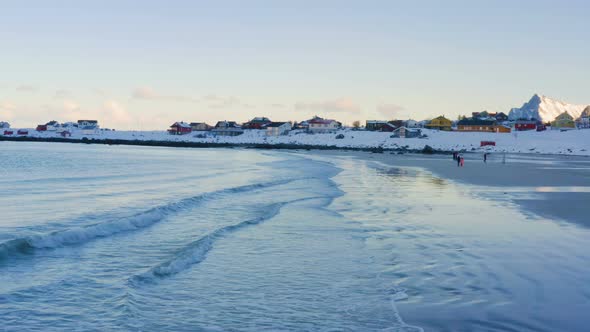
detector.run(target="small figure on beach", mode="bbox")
[457,154,461,167]
[484,153,488,163]
[460,156,464,167]
[453,152,457,160]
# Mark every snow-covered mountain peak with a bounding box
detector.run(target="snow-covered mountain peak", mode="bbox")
[508,94,588,122]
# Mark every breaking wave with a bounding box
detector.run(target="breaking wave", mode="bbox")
[130,203,282,283]
[131,197,319,284]
[0,178,298,261]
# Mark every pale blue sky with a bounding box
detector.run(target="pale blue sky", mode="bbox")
[1,0,588,129]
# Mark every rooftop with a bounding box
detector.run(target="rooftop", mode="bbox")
[266,122,288,127]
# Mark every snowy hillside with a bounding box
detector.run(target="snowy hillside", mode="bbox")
[508,94,588,122]
[8,127,590,156]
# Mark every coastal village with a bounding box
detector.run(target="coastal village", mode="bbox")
[2,107,589,137]
[2,95,590,156]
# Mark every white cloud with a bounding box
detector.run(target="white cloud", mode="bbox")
[102,100,133,125]
[376,103,405,118]
[40,102,82,122]
[132,87,198,103]
[0,101,16,120]
[295,97,361,113]
[204,94,240,109]
[54,89,72,99]
[0,101,16,110]
[93,88,108,97]
[16,85,39,93]
[63,100,81,112]
[133,87,159,99]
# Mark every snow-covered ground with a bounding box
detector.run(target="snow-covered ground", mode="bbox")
[6,127,590,156]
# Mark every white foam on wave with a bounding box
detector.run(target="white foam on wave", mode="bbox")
[379,287,424,332]
[131,202,285,283]
[0,178,299,259]
[131,196,328,284]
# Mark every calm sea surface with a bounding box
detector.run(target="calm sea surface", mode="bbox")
[1,142,589,331]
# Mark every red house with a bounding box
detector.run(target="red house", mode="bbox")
[3,130,14,135]
[17,129,29,135]
[514,120,544,131]
[242,117,272,129]
[168,122,192,135]
[380,123,396,132]
[36,124,48,131]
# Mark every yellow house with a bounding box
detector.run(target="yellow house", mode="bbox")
[425,116,452,131]
[551,111,575,129]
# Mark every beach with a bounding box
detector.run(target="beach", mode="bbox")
[1,142,590,331]
[312,150,590,228]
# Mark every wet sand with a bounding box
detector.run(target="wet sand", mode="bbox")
[312,150,590,227]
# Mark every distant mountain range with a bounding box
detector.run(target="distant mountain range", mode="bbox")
[508,94,588,122]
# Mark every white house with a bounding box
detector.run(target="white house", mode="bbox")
[76,120,99,135]
[77,120,99,129]
[61,122,76,128]
[81,126,99,135]
[308,118,340,133]
[266,122,291,136]
[392,126,422,138]
[404,119,419,128]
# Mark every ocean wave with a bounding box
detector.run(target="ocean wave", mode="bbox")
[131,197,322,284]
[0,178,297,261]
[130,202,285,284]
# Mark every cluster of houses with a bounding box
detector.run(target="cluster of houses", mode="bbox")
[364,112,513,134]
[420,112,514,133]
[167,116,342,137]
[361,108,590,135]
[2,106,589,139]
[1,120,102,137]
[456,111,512,133]
[550,107,590,130]
[405,108,590,133]
[35,120,101,136]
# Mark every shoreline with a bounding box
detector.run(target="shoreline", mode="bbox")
[2,135,589,158]
[311,150,590,228]
[0,135,443,154]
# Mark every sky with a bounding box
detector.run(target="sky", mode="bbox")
[0,0,589,129]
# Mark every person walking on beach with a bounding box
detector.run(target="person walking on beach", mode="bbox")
[457,154,461,167]
[460,156,465,167]
[484,153,487,163]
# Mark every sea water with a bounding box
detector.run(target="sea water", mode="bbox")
[1,142,589,331]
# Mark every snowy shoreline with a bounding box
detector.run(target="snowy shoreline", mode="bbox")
[1,128,589,156]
